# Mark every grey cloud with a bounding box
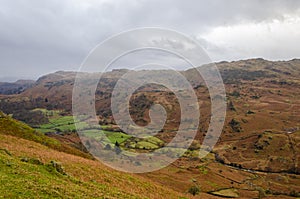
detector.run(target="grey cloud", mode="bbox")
[0,0,299,80]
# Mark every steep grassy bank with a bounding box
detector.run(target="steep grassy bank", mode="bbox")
[0,111,186,198]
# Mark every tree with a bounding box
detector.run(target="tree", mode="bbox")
[114,141,121,154]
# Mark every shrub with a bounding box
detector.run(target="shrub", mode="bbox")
[229,119,242,132]
[290,190,300,197]
[228,101,236,111]
[246,110,255,114]
[230,91,240,98]
[104,144,112,150]
[188,185,200,196]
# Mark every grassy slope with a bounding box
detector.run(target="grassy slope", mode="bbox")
[0,112,186,198]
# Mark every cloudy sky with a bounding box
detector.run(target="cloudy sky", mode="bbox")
[0,0,300,81]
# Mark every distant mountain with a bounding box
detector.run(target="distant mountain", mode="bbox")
[0,79,35,95]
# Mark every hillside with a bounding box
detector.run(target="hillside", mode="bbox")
[0,111,186,198]
[0,79,34,95]
[0,111,91,159]
[1,59,300,174]
[0,58,299,198]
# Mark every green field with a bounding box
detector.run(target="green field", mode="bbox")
[122,136,164,150]
[35,115,93,133]
[32,108,61,117]
[32,109,166,151]
[82,130,131,145]
[82,130,166,151]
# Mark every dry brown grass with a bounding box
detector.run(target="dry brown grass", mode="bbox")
[0,134,186,199]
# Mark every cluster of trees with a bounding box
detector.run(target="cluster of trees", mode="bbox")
[12,109,49,126]
[0,97,71,116]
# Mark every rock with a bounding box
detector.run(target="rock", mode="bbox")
[211,188,239,198]
[47,160,67,175]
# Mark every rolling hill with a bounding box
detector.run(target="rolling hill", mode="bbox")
[0,111,187,198]
[0,58,300,198]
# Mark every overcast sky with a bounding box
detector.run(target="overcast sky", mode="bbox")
[0,0,300,81]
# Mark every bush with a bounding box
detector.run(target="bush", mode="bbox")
[290,190,300,197]
[229,119,242,132]
[188,185,200,196]
[230,91,240,98]
[104,144,112,150]
[228,101,236,111]
[246,110,255,114]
